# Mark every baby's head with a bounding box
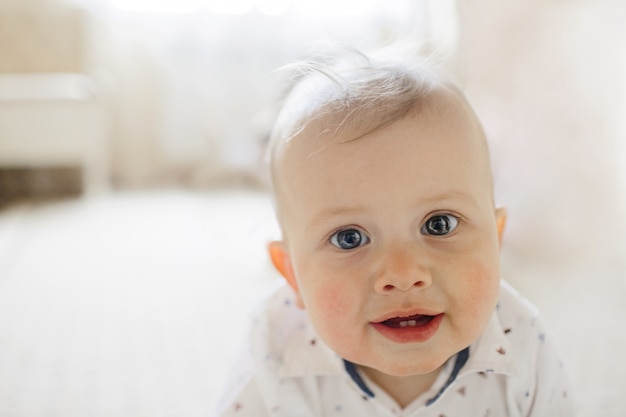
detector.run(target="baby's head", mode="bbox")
[267,47,507,392]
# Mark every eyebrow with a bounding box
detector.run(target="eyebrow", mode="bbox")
[309,205,368,227]
[419,190,481,207]
[308,190,480,229]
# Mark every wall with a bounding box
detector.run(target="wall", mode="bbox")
[457,0,626,265]
[456,1,626,412]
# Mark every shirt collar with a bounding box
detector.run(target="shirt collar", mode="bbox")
[277,310,345,378]
[461,308,519,377]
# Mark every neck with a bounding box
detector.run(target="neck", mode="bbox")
[359,366,441,409]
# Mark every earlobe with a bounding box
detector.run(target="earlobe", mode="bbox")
[495,207,507,247]
[268,241,305,309]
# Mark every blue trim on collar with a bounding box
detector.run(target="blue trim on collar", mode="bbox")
[426,347,470,406]
[343,360,375,398]
[343,347,470,403]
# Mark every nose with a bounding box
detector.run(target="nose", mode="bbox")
[373,244,432,294]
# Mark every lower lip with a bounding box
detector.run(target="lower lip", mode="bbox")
[370,314,444,344]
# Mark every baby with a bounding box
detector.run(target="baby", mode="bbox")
[215,47,573,416]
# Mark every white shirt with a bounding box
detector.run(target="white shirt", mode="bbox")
[214,281,573,416]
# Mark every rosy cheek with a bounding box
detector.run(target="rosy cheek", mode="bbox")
[459,261,500,313]
[308,284,365,360]
[312,285,351,319]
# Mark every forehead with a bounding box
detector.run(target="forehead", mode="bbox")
[285,108,480,178]
[272,97,493,222]
[275,89,486,171]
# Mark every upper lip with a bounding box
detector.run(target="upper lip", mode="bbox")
[371,308,443,324]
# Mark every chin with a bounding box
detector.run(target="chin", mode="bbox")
[375,356,448,377]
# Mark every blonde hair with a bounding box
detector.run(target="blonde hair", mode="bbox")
[266,45,490,215]
[267,44,477,170]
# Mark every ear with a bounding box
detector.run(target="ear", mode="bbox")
[495,207,507,247]
[268,241,305,309]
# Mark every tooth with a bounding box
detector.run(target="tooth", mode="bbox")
[399,321,408,327]
[408,320,417,327]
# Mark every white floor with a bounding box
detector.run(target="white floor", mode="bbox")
[0,190,280,417]
[0,189,623,416]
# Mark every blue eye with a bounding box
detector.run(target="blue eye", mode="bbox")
[330,228,370,250]
[422,214,459,236]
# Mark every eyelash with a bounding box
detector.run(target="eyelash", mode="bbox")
[421,213,461,236]
[329,227,370,250]
[327,213,461,250]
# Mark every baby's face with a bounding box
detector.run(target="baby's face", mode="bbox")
[272,101,504,380]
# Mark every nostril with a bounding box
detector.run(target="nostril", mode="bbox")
[376,275,432,294]
[381,281,424,292]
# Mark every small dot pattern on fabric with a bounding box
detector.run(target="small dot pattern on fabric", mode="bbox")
[214,281,574,416]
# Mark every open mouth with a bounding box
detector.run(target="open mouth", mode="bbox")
[381,314,436,328]
[371,313,444,343]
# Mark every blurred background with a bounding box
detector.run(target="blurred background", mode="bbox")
[0,0,624,416]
